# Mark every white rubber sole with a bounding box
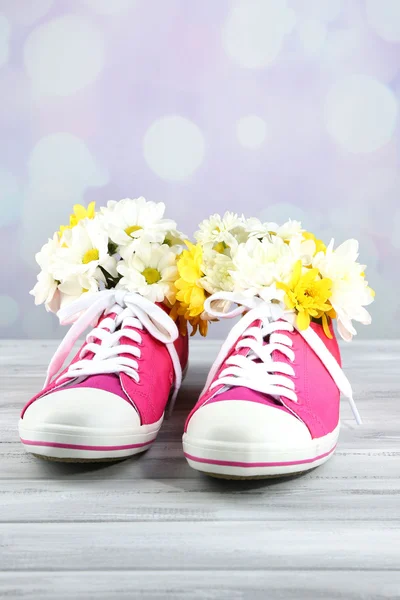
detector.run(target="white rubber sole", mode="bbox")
[18,416,163,462]
[182,424,340,478]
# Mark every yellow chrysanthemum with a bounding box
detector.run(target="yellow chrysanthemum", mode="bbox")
[277,260,333,337]
[169,301,208,337]
[58,202,96,236]
[175,241,206,317]
[171,241,209,336]
[302,231,326,254]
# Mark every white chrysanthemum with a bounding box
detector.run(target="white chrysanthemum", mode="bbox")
[195,211,248,251]
[277,219,303,241]
[117,243,178,304]
[100,197,177,257]
[313,239,374,341]
[52,218,117,294]
[246,217,279,239]
[288,237,317,266]
[247,218,303,242]
[30,233,61,312]
[201,249,235,295]
[230,236,294,301]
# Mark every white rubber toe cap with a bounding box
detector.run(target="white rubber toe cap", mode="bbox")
[186,400,311,446]
[21,387,140,430]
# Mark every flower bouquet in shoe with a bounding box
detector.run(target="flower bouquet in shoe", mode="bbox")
[182,213,375,479]
[21,198,189,462]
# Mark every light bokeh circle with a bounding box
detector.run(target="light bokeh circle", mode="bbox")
[297,19,327,55]
[366,0,400,43]
[222,0,295,68]
[0,295,19,327]
[299,0,342,23]
[0,168,21,227]
[0,15,10,68]
[84,0,135,14]
[22,132,108,266]
[23,15,105,96]
[143,116,205,181]
[325,75,398,153]
[236,115,268,148]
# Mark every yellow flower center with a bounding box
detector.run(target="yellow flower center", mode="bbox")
[82,248,99,264]
[142,267,161,284]
[213,241,227,253]
[125,225,142,236]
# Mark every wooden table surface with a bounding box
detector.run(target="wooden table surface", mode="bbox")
[0,339,399,599]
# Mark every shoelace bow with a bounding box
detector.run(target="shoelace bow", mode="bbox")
[44,289,183,407]
[202,291,362,425]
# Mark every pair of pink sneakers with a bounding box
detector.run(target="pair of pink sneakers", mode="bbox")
[19,288,359,478]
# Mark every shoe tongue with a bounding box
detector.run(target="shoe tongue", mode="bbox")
[213,386,292,414]
[237,318,268,361]
[65,374,128,401]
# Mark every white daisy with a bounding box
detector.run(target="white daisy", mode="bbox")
[30,271,61,313]
[58,278,99,309]
[201,249,234,295]
[195,211,248,252]
[230,236,294,301]
[100,197,177,258]
[52,218,117,294]
[313,239,374,340]
[117,243,178,304]
[30,233,61,312]
[163,228,187,255]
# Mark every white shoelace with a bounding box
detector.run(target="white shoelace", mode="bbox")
[202,291,362,425]
[44,289,183,408]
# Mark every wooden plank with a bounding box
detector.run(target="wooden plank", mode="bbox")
[1,339,399,594]
[0,570,399,600]
[0,478,399,523]
[0,443,399,480]
[1,521,399,571]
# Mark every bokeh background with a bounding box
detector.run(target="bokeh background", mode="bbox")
[0,0,399,340]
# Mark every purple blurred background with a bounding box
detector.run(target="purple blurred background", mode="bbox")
[0,0,399,339]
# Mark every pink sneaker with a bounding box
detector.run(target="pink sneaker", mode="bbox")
[19,290,188,462]
[183,295,360,479]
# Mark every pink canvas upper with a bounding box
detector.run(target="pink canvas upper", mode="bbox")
[185,319,341,439]
[21,309,189,426]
